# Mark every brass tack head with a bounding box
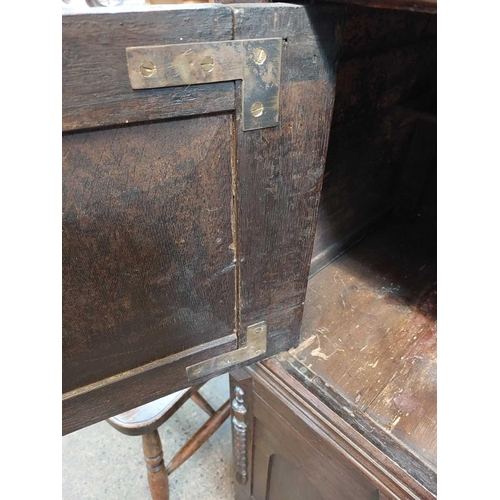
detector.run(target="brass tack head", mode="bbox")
[253,47,267,65]
[200,56,214,73]
[140,60,156,78]
[250,102,264,118]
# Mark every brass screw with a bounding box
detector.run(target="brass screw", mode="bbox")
[250,102,264,118]
[200,56,214,73]
[253,47,267,65]
[140,60,156,78]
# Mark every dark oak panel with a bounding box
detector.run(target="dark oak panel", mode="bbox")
[267,455,323,500]
[310,109,416,276]
[62,5,235,131]
[339,5,436,61]
[63,113,236,393]
[333,41,436,127]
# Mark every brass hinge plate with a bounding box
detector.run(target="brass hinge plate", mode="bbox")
[126,39,282,130]
[186,321,267,380]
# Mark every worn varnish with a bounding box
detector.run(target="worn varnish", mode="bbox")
[294,217,436,463]
[229,3,436,497]
[232,213,437,499]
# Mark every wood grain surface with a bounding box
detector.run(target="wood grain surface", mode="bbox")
[63,113,236,393]
[62,5,235,131]
[62,3,343,433]
[288,216,437,491]
[232,4,344,347]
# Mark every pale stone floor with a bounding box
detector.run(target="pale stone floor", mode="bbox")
[63,375,235,500]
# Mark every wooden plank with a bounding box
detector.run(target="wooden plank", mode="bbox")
[288,217,436,488]
[368,307,437,469]
[63,334,236,435]
[62,5,235,131]
[63,113,236,393]
[309,9,436,272]
[296,219,436,410]
[232,3,344,347]
[252,395,379,500]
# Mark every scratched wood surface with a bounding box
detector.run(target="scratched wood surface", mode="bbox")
[291,216,436,470]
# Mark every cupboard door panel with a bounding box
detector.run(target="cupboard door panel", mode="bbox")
[62,3,343,434]
[63,113,236,393]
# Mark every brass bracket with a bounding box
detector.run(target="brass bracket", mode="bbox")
[126,39,282,130]
[186,321,267,380]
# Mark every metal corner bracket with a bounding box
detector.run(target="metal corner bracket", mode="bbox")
[186,321,267,380]
[126,39,282,131]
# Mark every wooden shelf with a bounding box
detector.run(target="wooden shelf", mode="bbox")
[275,216,436,490]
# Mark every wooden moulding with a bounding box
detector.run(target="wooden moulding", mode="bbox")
[255,360,435,499]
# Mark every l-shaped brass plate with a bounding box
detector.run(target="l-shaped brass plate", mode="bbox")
[186,321,267,380]
[126,39,282,130]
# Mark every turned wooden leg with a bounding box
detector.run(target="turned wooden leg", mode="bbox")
[142,430,169,500]
[190,390,216,417]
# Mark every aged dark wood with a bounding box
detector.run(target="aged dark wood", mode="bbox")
[63,114,236,393]
[229,368,255,499]
[108,381,229,499]
[107,385,201,436]
[232,363,418,500]
[229,3,436,496]
[165,399,231,474]
[310,6,436,276]
[62,5,235,131]
[62,3,342,434]
[230,150,437,499]
[231,385,248,484]
[232,4,344,348]
[63,333,236,435]
[142,430,169,500]
[339,5,436,60]
[310,109,414,276]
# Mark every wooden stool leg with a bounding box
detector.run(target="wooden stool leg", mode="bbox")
[190,390,216,416]
[142,430,169,500]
